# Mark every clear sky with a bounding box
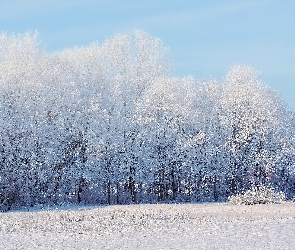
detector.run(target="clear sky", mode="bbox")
[1,0,294,109]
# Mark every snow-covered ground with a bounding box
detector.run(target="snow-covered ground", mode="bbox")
[0,202,295,249]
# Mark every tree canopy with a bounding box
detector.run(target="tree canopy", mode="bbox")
[0,31,294,210]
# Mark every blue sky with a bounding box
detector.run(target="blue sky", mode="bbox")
[1,0,294,109]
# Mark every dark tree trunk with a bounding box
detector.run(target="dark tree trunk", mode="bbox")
[213,175,218,202]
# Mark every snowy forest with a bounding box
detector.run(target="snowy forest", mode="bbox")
[0,30,295,210]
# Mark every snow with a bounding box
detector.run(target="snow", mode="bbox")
[0,202,295,249]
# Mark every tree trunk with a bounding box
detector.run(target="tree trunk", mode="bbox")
[107,179,111,205]
[213,175,218,202]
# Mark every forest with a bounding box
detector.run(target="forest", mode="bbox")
[0,30,294,210]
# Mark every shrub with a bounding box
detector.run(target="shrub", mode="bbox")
[0,188,19,212]
[228,185,286,205]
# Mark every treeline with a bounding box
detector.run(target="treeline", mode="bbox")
[0,31,294,210]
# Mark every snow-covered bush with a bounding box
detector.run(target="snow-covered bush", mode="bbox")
[0,188,19,212]
[228,186,286,205]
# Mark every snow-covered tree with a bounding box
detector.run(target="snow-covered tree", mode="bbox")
[0,31,294,210]
[220,66,286,194]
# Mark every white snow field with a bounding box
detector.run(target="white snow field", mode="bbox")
[0,202,295,250]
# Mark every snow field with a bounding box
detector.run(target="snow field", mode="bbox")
[0,202,295,249]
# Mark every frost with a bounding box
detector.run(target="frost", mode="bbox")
[0,31,294,210]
